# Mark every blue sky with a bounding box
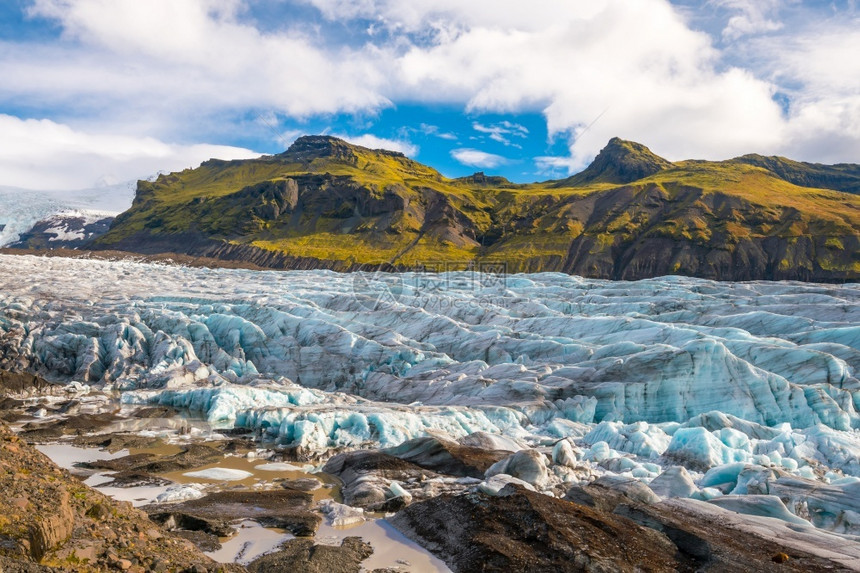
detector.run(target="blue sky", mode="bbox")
[0,0,859,190]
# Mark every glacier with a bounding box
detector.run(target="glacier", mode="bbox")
[1,253,860,533]
[0,183,134,247]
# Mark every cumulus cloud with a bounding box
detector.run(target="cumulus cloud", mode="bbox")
[301,0,860,168]
[1,0,859,184]
[0,114,259,190]
[11,0,389,120]
[395,1,793,168]
[748,19,860,162]
[334,133,419,156]
[451,148,509,168]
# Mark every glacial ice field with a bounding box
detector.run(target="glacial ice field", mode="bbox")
[0,183,134,246]
[2,254,860,523]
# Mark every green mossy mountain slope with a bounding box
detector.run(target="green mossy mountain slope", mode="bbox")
[93,136,860,281]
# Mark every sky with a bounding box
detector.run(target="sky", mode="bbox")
[0,0,859,191]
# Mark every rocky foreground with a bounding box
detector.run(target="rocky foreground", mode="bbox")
[324,443,860,572]
[1,376,417,573]
[3,379,860,572]
[0,419,238,573]
[2,257,860,571]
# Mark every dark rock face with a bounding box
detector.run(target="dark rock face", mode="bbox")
[384,436,509,478]
[454,172,513,187]
[282,135,361,164]
[248,537,373,573]
[147,490,322,537]
[90,231,388,272]
[283,135,407,163]
[389,487,680,572]
[559,184,860,282]
[0,371,52,395]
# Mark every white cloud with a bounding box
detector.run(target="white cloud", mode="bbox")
[748,19,860,163]
[764,21,860,98]
[419,123,458,140]
[12,0,390,120]
[301,0,860,168]
[711,0,783,40]
[535,155,577,175]
[303,0,607,33]
[391,0,789,168]
[335,133,419,156]
[1,0,859,180]
[472,121,529,146]
[451,148,508,168]
[0,114,259,190]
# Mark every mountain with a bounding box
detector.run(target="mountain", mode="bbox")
[553,137,674,186]
[90,135,860,282]
[732,154,860,195]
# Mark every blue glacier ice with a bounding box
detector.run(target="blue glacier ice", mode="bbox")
[2,254,860,532]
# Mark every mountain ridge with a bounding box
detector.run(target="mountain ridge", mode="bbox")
[731,153,860,194]
[88,135,860,282]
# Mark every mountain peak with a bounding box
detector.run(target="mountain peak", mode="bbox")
[283,135,360,163]
[557,138,673,187]
[282,135,407,165]
[454,171,512,187]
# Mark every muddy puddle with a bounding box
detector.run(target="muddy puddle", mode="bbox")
[207,520,293,565]
[32,404,451,572]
